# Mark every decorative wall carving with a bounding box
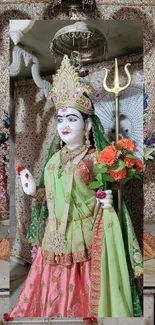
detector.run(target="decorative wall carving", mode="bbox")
[10,46,52,97]
[10,20,35,45]
[50,21,107,65]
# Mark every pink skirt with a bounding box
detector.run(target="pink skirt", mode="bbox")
[10,247,91,318]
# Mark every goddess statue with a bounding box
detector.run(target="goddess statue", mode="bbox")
[9,55,143,319]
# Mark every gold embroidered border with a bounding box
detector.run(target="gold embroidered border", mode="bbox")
[56,214,93,225]
[89,208,103,317]
[42,245,92,266]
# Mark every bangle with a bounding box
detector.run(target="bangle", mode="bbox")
[31,187,45,200]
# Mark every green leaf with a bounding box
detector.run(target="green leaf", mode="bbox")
[88,181,103,190]
[144,147,155,160]
[133,173,142,180]
[96,173,102,182]
[103,174,116,182]
[126,168,136,177]
[110,183,118,191]
[108,159,126,172]
[93,164,108,174]
[125,153,137,159]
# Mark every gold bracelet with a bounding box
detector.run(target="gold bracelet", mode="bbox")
[31,187,45,200]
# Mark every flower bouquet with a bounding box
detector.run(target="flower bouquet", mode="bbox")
[89,138,143,193]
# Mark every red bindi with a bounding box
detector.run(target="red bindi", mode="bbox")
[60,107,67,112]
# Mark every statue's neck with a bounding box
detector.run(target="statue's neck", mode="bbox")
[65,139,85,151]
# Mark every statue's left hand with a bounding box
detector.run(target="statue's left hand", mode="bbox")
[96,190,113,208]
[16,166,36,196]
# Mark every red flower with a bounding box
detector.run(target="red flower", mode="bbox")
[96,190,106,199]
[16,165,25,175]
[108,168,127,180]
[83,317,98,324]
[135,159,144,173]
[97,146,118,166]
[3,313,14,321]
[118,138,136,152]
[136,167,143,173]
[123,157,136,168]
[135,160,143,168]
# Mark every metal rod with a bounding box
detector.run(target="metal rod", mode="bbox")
[103,58,131,226]
[115,95,119,144]
[0,291,10,296]
[3,319,86,324]
[115,94,121,223]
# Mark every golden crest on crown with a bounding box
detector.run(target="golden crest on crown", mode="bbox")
[48,55,94,115]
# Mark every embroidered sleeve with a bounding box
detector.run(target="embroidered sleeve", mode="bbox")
[75,159,95,186]
[84,148,97,164]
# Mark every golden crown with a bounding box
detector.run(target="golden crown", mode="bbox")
[48,55,94,115]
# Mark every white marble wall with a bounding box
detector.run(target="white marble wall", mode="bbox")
[144,293,155,323]
[0,294,10,321]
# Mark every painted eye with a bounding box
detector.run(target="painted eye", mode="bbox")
[57,118,63,123]
[68,117,77,122]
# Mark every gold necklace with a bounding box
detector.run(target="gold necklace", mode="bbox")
[58,144,88,178]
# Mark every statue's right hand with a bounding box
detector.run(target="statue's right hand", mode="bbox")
[16,166,36,196]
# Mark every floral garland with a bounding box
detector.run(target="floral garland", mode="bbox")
[143,92,155,163]
[0,112,10,219]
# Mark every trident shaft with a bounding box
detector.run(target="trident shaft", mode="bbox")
[103,58,132,223]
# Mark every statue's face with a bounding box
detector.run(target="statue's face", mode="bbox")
[57,107,85,146]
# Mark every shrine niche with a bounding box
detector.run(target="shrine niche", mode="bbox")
[0,7,154,318]
[6,19,145,320]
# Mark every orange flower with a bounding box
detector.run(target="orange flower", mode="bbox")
[135,160,143,168]
[97,146,118,166]
[135,159,144,173]
[136,167,143,173]
[118,138,136,152]
[108,168,127,180]
[123,157,137,168]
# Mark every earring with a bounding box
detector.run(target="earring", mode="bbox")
[85,129,90,148]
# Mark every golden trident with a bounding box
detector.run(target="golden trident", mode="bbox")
[103,58,132,223]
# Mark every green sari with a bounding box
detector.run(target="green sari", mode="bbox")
[41,149,96,264]
[90,205,142,317]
